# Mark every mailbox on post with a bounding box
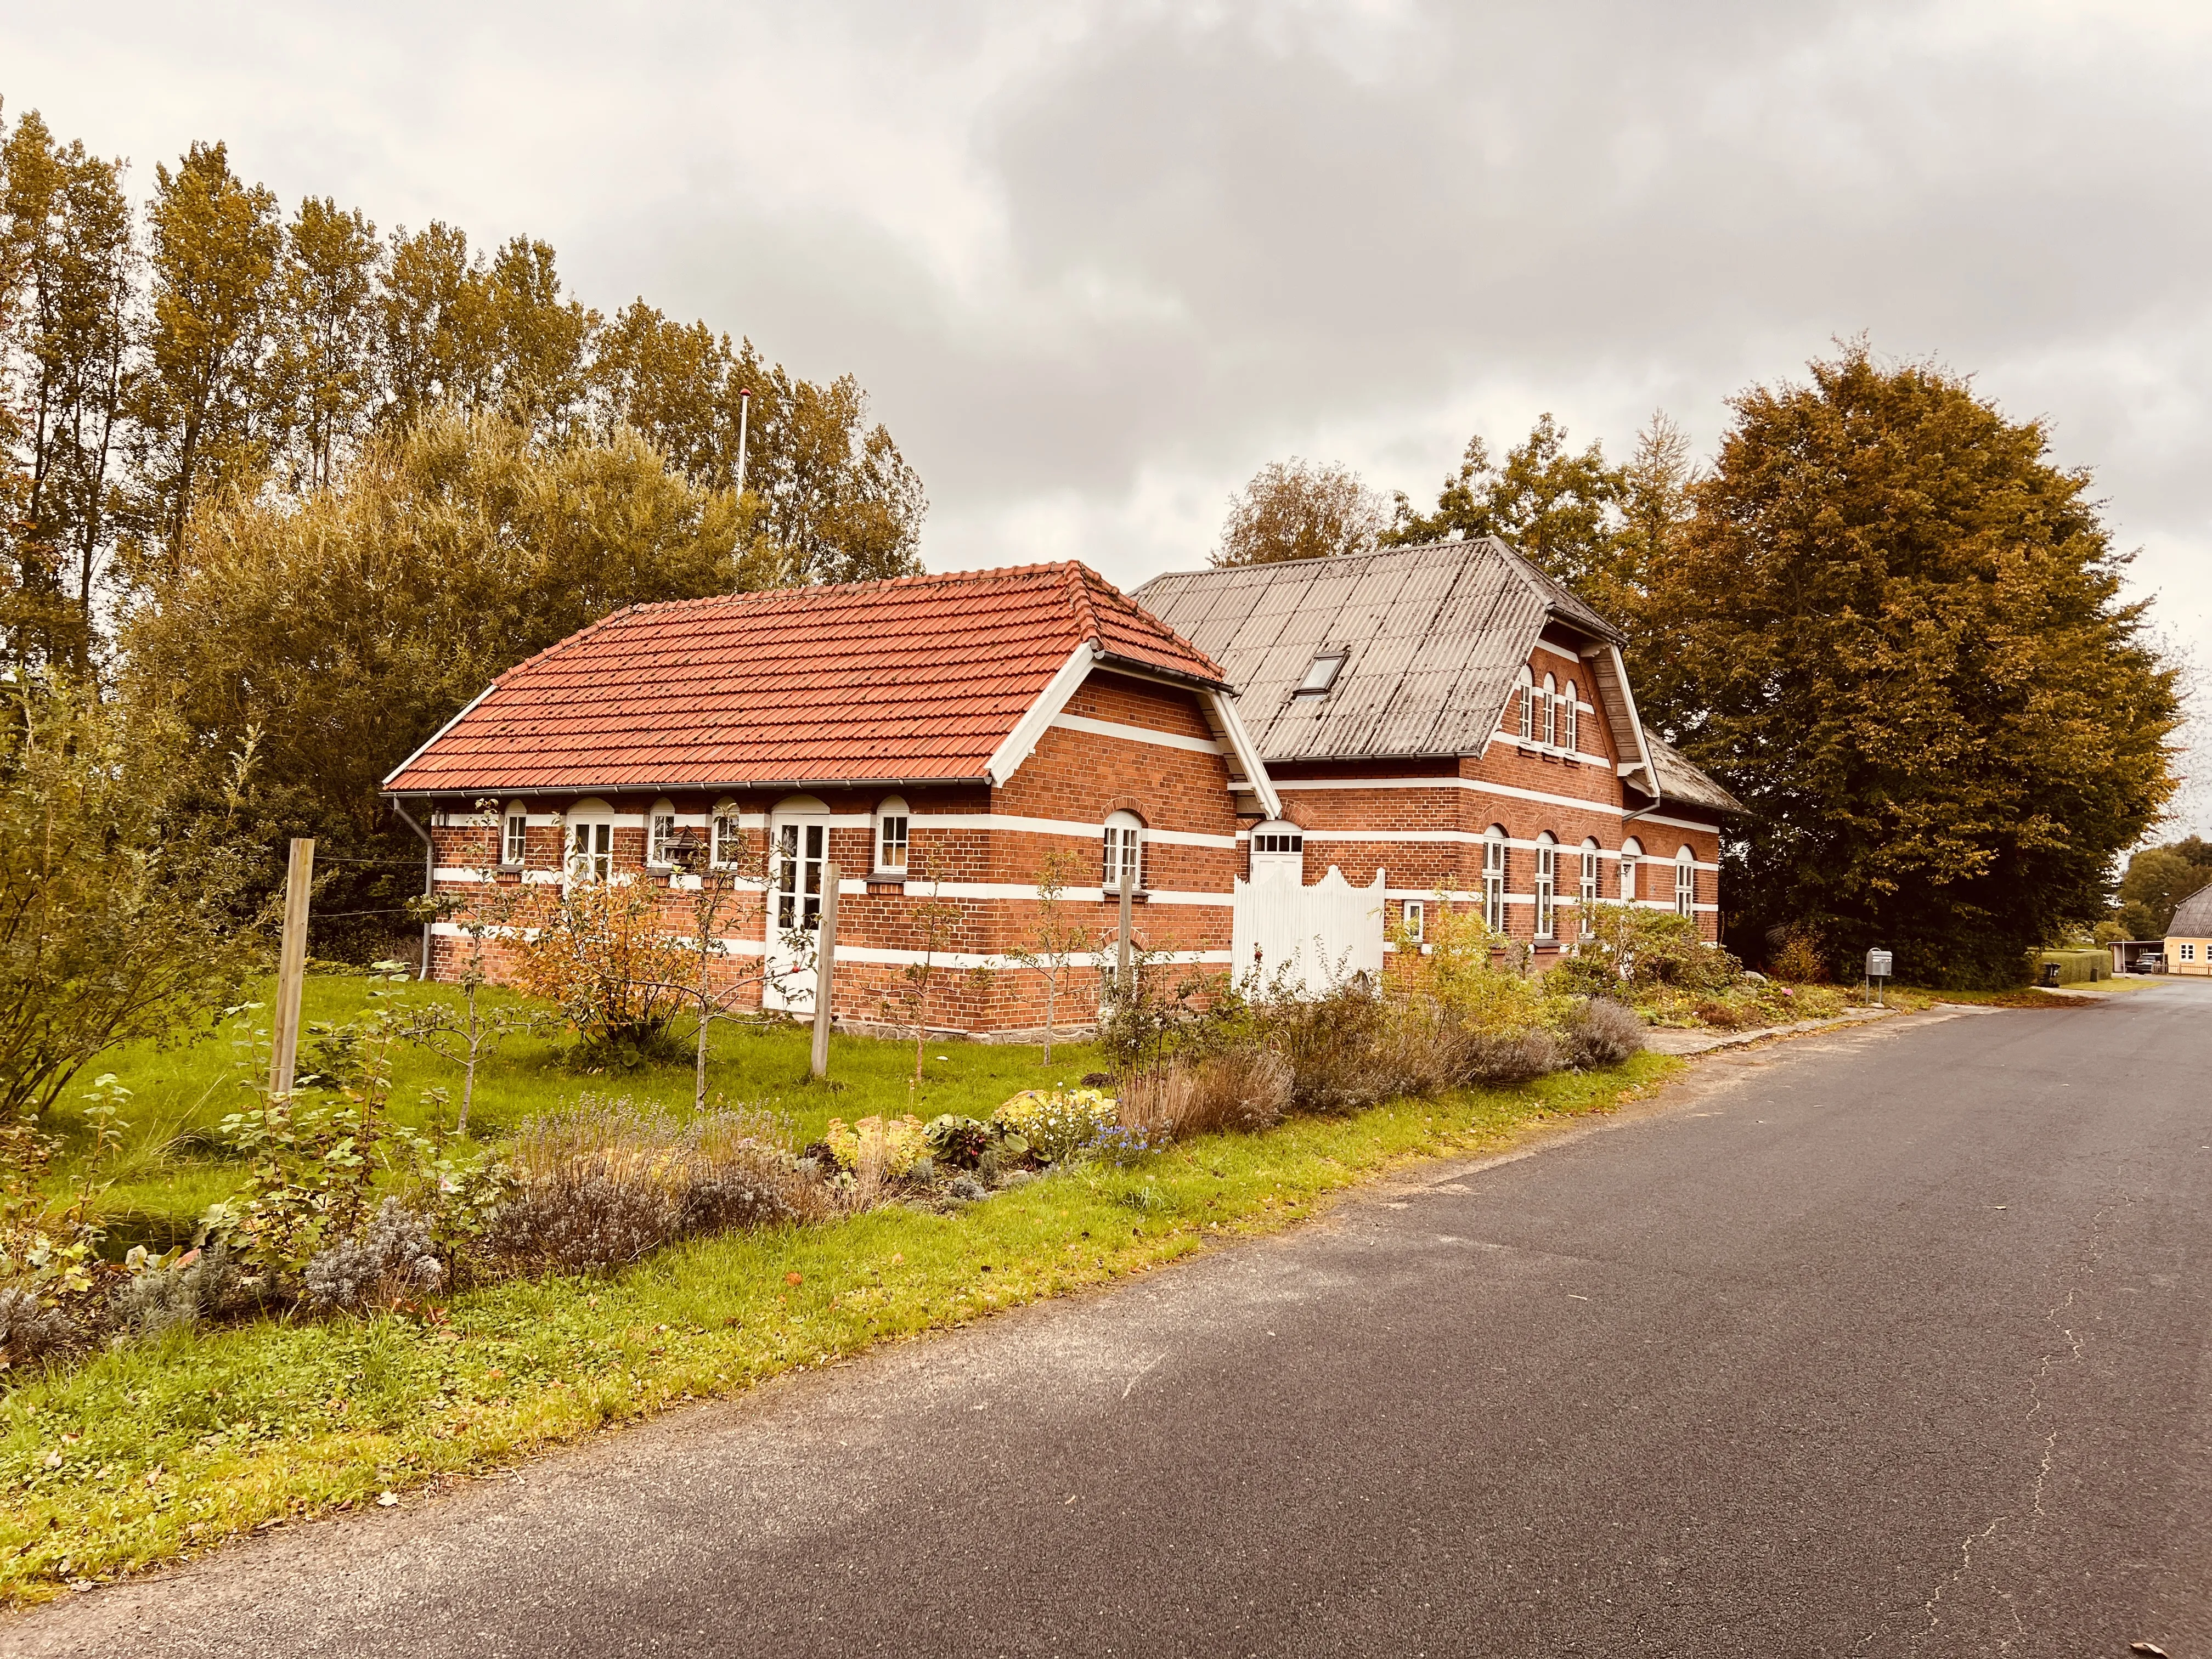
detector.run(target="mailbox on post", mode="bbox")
[1865,948,1892,1005]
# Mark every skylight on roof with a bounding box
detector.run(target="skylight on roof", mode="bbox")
[1293,651,1347,697]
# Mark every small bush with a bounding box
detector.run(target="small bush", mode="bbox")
[994,1088,1116,1163]
[1769,930,1828,984]
[487,1098,820,1273]
[1458,1028,1566,1088]
[1254,984,1391,1115]
[304,1199,446,1314]
[0,1286,75,1368]
[1691,998,1747,1030]
[112,1243,242,1336]
[823,1115,928,1177]
[1562,998,1645,1069]
[922,1115,993,1169]
[1118,1045,1292,1143]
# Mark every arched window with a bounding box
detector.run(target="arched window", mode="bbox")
[1103,810,1144,893]
[501,801,529,868]
[565,799,616,884]
[1579,837,1600,935]
[1482,825,1509,932]
[1533,832,1558,939]
[1620,836,1643,902]
[1675,847,1696,918]
[1515,666,1534,742]
[1248,819,1304,883]
[1562,680,1579,755]
[1541,674,1558,749]
[646,798,679,868]
[874,796,911,875]
[709,799,746,870]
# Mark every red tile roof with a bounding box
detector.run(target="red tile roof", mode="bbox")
[384,562,1228,794]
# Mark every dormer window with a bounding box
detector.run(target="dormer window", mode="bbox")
[1293,651,1348,697]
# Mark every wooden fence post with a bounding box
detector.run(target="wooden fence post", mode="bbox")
[811,861,840,1079]
[267,837,315,1100]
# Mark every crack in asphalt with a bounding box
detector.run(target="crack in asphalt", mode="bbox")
[1906,1201,2114,1655]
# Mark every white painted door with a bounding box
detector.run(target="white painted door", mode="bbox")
[764,816,828,1011]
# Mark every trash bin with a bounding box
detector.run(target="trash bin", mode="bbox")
[2040,962,2062,988]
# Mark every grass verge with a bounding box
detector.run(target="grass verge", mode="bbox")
[0,1051,1677,1607]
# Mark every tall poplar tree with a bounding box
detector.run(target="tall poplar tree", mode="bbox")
[276,195,380,490]
[1637,345,2180,986]
[0,109,135,666]
[129,140,283,567]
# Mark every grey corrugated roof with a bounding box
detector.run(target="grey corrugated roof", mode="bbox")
[2170,882,2212,938]
[1644,729,1746,816]
[1132,538,1620,765]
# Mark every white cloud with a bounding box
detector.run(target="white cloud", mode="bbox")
[5,0,2207,828]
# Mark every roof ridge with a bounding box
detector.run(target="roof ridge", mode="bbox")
[614,560,1104,622]
[1061,560,1105,650]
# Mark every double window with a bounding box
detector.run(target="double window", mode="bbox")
[502,805,528,867]
[1482,826,1508,933]
[1675,849,1696,917]
[1579,838,1600,935]
[1562,680,1579,755]
[1534,833,1558,940]
[567,821,613,883]
[1103,810,1144,893]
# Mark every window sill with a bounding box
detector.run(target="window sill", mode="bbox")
[866,877,906,895]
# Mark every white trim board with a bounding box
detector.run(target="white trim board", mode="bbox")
[1048,712,1225,755]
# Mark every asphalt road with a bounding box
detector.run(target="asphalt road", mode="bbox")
[10,983,2211,1658]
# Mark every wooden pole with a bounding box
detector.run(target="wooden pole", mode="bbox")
[810,861,839,1079]
[1116,858,1135,996]
[267,837,315,1100]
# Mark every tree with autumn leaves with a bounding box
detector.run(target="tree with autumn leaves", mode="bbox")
[1634,347,2179,985]
[1222,348,2181,985]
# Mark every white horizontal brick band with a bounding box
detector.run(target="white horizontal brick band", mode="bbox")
[1048,713,1226,755]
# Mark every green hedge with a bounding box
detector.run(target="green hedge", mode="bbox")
[2029,947,2109,985]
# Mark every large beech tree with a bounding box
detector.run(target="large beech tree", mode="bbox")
[1635,346,2180,987]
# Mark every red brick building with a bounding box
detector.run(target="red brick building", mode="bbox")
[382,563,1280,1038]
[1133,538,1741,968]
[384,541,1737,1036]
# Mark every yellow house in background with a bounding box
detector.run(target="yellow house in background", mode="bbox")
[2167,882,2212,977]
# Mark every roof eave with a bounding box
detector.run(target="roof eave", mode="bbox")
[380,774,993,800]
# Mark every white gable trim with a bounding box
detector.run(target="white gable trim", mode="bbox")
[984,644,1096,787]
[381,684,496,791]
[1205,691,1283,820]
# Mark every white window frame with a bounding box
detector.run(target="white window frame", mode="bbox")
[709,800,746,870]
[1675,847,1696,918]
[1562,680,1579,755]
[646,798,679,869]
[1249,819,1304,883]
[1579,838,1600,935]
[1621,836,1643,902]
[1293,651,1348,697]
[565,800,616,885]
[1534,833,1558,940]
[1515,666,1534,742]
[1541,674,1558,749]
[2182,943,2198,962]
[1402,899,1424,942]
[874,795,911,876]
[1482,826,1508,933]
[501,803,529,868]
[1103,809,1144,894]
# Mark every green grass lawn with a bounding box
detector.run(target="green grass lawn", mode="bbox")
[2,1035,1680,1605]
[50,975,1107,1251]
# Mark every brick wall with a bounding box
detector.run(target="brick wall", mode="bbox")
[417,668,1254,1039]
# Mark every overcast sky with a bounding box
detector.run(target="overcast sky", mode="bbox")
[8,0,2208,827]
